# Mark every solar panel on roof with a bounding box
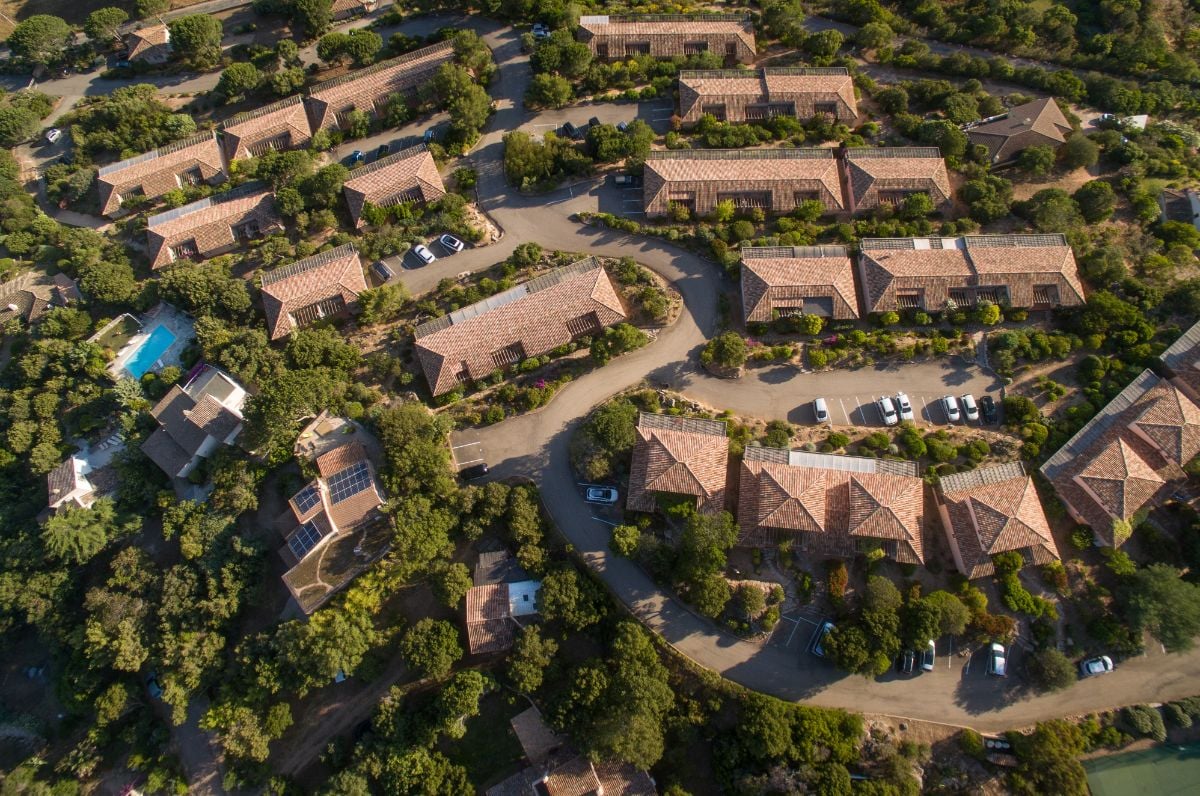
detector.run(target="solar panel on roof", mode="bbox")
[287,519,328,559]
[293,483,321,513]
[327,461,372,504]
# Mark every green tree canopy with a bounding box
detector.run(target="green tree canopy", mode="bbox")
[84,7,129,42]
[42,498,117,564]
[169,15,224,69]
[400,618,462,679]
[8,15,73,64]
[1123,564,1200,652]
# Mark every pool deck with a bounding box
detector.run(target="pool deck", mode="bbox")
[108,304,196,380]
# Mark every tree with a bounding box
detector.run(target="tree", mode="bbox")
[507,625,558,693]
[344,28,382,65]
[1073,180,1117,223]
[1016,145,1057,177]
[874,86,909,114]
[899,192,935,219]
[0,106,40,148]
[200,703,292,763]
[136,0,169,17]
[298,163,348,208]
[803,29,844,60]
[923,591,971,636]
[1026,648,1075,692]
[379,748,471,794]
[856,21,893,50]
[357,284,409,325]
[401,618,462,678]
[1019,188,1084,232]
[701,332,747,370]
[917,120,968,158]
[539,567,605,630]
[42,498,115,564]
[447,82,492,139]
[1123,564,1200,652]
[84,8,129,43]
[961,174,1013,222]
[169,15,224,69]
[8,15,73,64]
[526,73,573,108]
[290,0,332,37]
[432,562,472,608]
[1060,134,1099,170]
[1009,719,1088,796]
[610,523,640,557]
[216,62,262,100]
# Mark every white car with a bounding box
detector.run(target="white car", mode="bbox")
[813,397,829,424]
[961,393,979,422]
[921,639,936,672]
[878,396,898,426]
[1080,655,1114,677]
[440,233,465,253]
[45,127,62,144]
[895,392,914,422]
[585,486,618,504]
[412,244,436,265]
[987,642,1007,677]
[942,395,961,422]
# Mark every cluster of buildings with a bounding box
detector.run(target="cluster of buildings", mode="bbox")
[620,319,1200,577]
[102,34,459,278]
[739,234,1086,322]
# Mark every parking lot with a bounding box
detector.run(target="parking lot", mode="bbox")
[521,98,675,142]
[795,391,1001,428]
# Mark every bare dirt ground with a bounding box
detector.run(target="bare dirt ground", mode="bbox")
[865,714,1011,795]
[1010,165,1100,202]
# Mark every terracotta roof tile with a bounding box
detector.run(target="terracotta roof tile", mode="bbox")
[627,413,729,515]
[260,244,367,340]
[97,131,226,216]
[1074,437,1166,521]
[644,148,845,212]
[414,258,627,396]
[219,95,314,162]
[967,97,1072,163]
[342,144,446,227]
[579,13,756,59]
[126,24,171,62]
[306,41,455,130]
[844,147,951,211]
[543,756,601,796]
[678,67,857,123]
[316,440,366,477]
[740,245,859,322]
[465,584,515,653]
[1129,383,1200,466]
[593,761,656,796]
[146,186,281,269]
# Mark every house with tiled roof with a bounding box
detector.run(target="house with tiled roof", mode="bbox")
[936,462,1061,579]
[414,257,627,396]
[740,245,860,323]
[843,147,951,212]
[330,0,377,19]
[141,365,247,479]
[678,67,858,126]
[965,97,1072,165]
[260,245,368,340]
[578,14,756,63]
[305,41,455,131]
[341,143,446,227]
[280,439,389,613]
[627,413,729,515]
[97,131,227,217]
[464,578,540,654]
[857,234,1086,314]
[737,446,924,564]
[643,148,845,218]
[146,185,282,269]
[46,453,120,511]
[0,272,81,327]
[1160,318,1200,399]
[1041,369,1200,546]
[219,95,314,162]
[487,707,656,796]
[125,23,172,64]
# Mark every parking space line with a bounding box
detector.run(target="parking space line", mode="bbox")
[838,398,849,425]
[784,621,800,647]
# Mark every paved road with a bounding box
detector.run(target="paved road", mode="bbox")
[417,18,1200,733]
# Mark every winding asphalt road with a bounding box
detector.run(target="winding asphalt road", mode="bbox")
[418,20,1200,733]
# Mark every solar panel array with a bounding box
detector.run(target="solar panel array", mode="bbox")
[288,519,327,559]
[293,483,321,513]
[328,461,372,504]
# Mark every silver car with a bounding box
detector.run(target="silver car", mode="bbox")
[412,244,436,265]
[895,392,914,422]
[961,393,979,422]
[942,395,961,422]
[878,396,898,426]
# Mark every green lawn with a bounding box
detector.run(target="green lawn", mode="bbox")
[93,315,140,354]
[442,690,527,791]
[1085,743,1200,796]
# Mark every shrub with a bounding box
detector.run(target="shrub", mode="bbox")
[610,524,640,557]
[826,560,848,609]
[1165,702,1193,729]
[1026,648,1075,692]
[1071,527,1095,550]
[959,729,985,759]
[827,432,849,449]
[700,332,747,370]
[1122,705,1167,741]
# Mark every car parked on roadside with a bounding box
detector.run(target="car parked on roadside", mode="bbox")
[942,395,961,422]
[614,174,637,185]
[585,486,619,504]
[878,396,898,426]
[44,127,62,144]
[375,143,390,160]
[895,392,914,422]
[348,149,365,165]
[898,649,916,674]
[616,120,629,132]
[588,116,601,128]
[813,397,830,424]
[961,393,979,422]
[1080,655,1114,677]
[460,463,489,480]
[412,244,436,265]
[980,394,998,424]
[371,261,394,282]
[559,121,578,139]
[921,640,936,671]
[532,22,550,39]
[987,642,1007,677]
[440,233,465,253]
[811,621,834,658]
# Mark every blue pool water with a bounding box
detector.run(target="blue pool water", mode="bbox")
[124,324,177,378]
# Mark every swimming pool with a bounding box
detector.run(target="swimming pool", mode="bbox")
[124,324,177,378]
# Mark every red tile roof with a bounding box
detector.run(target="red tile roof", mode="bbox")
[414,258,627,396]
[740,245,859,323]
[306,41,455,130]
[126,24,171,62]
[219,95,314,162]
[644,148,845,212]
[578,13,756,59]
[966,97,1072,164]
[737,447,923,564]
[678,67,857,123]
[627,413,729,515]
[341,144,446,227]
[543,756,602,796]
[844,146,951,211]
[938,462,1060,579]
[146,186,281,269]
[97,131,227,217]
[260,244,367,340]
[465,584,515,653]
